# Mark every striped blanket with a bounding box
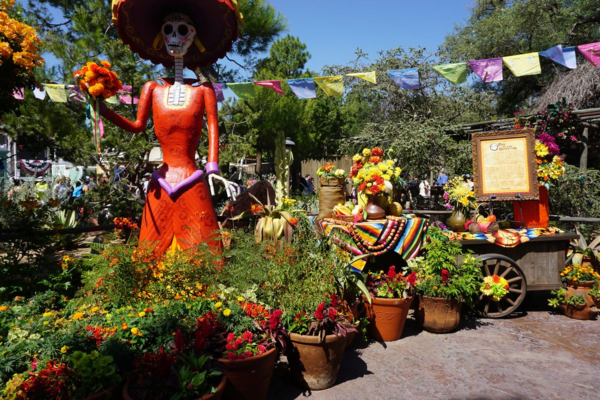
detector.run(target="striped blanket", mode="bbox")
[444,227,564,248]
[320,216,428,272]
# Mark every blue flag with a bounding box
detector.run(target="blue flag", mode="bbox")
[563,46,577,69]
[287,78,316,99]
[539,45,567,68]
[387,68,420,90]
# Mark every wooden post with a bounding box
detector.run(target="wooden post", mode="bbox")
[580,127,588,171]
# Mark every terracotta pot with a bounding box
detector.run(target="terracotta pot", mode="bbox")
[417,296,462,333]
[344,324,358,349]
[288,332,346,390]
[446,209,467,232]
[123,374,227,400]
[365,296,413,342]
[83,384,121,400]
[512,185,549,228]
[563,303,595,320]
[218,347,278,400]
[566,281,597,311]
[581,255,599,271]
[365,194,386,220]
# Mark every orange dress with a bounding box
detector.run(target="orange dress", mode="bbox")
[102,78,222,255]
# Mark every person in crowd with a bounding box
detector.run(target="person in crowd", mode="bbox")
[7,178,21,199]
[246,178,254,189]
[435,170,448,186]
[407,175,420,204]
[53,176,68,200]
[142,172,151,197]
[464,174,474,191]
[419,175,431,199]
[305,174,315,195]
[87,175,97,191]
[35,176,49,200]
[71,180,84,203]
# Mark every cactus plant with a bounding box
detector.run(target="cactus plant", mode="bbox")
[274,131,293,207]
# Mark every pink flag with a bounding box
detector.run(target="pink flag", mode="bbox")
[468,58,503,82]
[577,42,600,67]
[213,83,225,102]
[118,85,139,105]
[254,80,283,96]
[99,117,104,138]
[13,88,24,100]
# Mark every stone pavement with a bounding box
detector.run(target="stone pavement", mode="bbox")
[268,293,599,400]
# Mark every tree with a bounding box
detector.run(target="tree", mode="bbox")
[442,0,600,115]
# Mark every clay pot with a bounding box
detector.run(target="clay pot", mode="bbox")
[417,296,462,333]
[365,195,386,220]
[218,347,278,400]
[288,332,346,390]
[446,209,467,232]
[83,384,121,400]
[563,303,595,320]
[123,374,227,400]
[567,281,597,309]
[365,296,413,342]
[344,324,358,349]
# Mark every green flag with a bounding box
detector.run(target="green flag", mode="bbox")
[432,63,467,85]
[227,82,255,99]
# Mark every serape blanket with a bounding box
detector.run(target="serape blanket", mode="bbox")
[444,227,564,248]
[320,216,428,272]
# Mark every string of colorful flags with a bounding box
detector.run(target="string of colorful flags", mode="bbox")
[12,41,600,104]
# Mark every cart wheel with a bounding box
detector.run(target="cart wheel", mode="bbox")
[476,254,527,318]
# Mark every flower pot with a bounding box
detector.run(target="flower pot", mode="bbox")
[365,296,413,342]
[563,303,595,320]
[288,332,346,390]
[365,195,386,220]
[446,209,467,232]
[512,185,549,228]
[83,384,121,400]
[567,281,597,310]
[344,324,358,349]
[123,374,227,400]
[218,347,278,400]
[417,296,462,333]
[318,178,346,221]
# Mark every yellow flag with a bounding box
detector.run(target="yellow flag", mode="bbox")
[503,53,541,77]
[346,71,377,84]
[45,84,68,102]
[314,76,344,96]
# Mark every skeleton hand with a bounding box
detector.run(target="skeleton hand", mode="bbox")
[208,174,242,201]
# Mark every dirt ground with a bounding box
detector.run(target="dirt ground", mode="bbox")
[268,293,600,400]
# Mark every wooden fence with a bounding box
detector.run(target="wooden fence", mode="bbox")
[301,157,353,193]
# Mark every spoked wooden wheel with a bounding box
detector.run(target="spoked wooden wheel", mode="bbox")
[477,254,527,318]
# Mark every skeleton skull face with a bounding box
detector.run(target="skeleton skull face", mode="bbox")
[162,13,196,57]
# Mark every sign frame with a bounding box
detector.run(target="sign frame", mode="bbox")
[472,129,539,202]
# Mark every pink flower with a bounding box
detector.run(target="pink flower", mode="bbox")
[245,350,253,357]
[570,135,577,142]
[257,345,267,353]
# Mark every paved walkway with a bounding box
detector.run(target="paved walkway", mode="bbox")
[268,293,599,400]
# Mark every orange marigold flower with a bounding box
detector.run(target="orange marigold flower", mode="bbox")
[100,60,111,69]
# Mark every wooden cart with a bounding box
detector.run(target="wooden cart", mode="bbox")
[459,231,579,318]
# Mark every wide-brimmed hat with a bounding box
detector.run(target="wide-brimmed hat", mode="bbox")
[112,0,240,69]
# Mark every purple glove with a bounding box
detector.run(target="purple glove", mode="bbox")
[205,162,219,175]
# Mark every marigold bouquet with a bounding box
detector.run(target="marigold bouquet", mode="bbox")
[535,140,565,188]
[560,265,600,284]
[317,162,347,180]
[350,147,402,196]
[480,275,509,302]
[443,176,477,214]
[73,60,122,99]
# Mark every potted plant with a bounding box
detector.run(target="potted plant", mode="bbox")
[364,266,414,341]
[548,288,596,320]
[443,177,477,232]
[589,284,600,308]
[213,302,288,400]
[124,346,225,400]
[406,226,483,333]
[567,227,600,269]
[349,147,403,220]
[284,295,356,390]
[560,264,600,310]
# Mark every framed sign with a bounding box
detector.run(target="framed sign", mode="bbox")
[472,129,539,202]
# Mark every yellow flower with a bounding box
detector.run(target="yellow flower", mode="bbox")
[215,302,222,308]
[72,312,84,320]
[43,312,52,317]
[1,305,11,312]
[362,148,371,157]
[43,321,49,325]
[91,307,100,312]
[223,309,231,316]
[131,327,139,335]
[61,346,69,354]
[433,286,438,290]
[138,311,146,317]
[238,297,244,302]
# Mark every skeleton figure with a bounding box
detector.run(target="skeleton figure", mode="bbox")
[97,13,234,254]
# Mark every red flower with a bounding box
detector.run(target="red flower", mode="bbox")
[238,354,247,360]
[225,343,234,351]
[330,293,338,307]
[315,302,325,319]
[370,156,382,164]
[370,185,381,195]
[441,269,449,282]
[387,266,396,279]
[227,352,237,360]
[174,328,185,350]
[234,337,244,350]
[294,311,306,322]
[226,333,236,343]
[242,331,253,343]
[328,308,337,319]
[406,272,416,286]
[245,350,253,357]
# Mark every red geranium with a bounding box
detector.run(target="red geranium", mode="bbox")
[371,147,384,156]
[441,269,449,282]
